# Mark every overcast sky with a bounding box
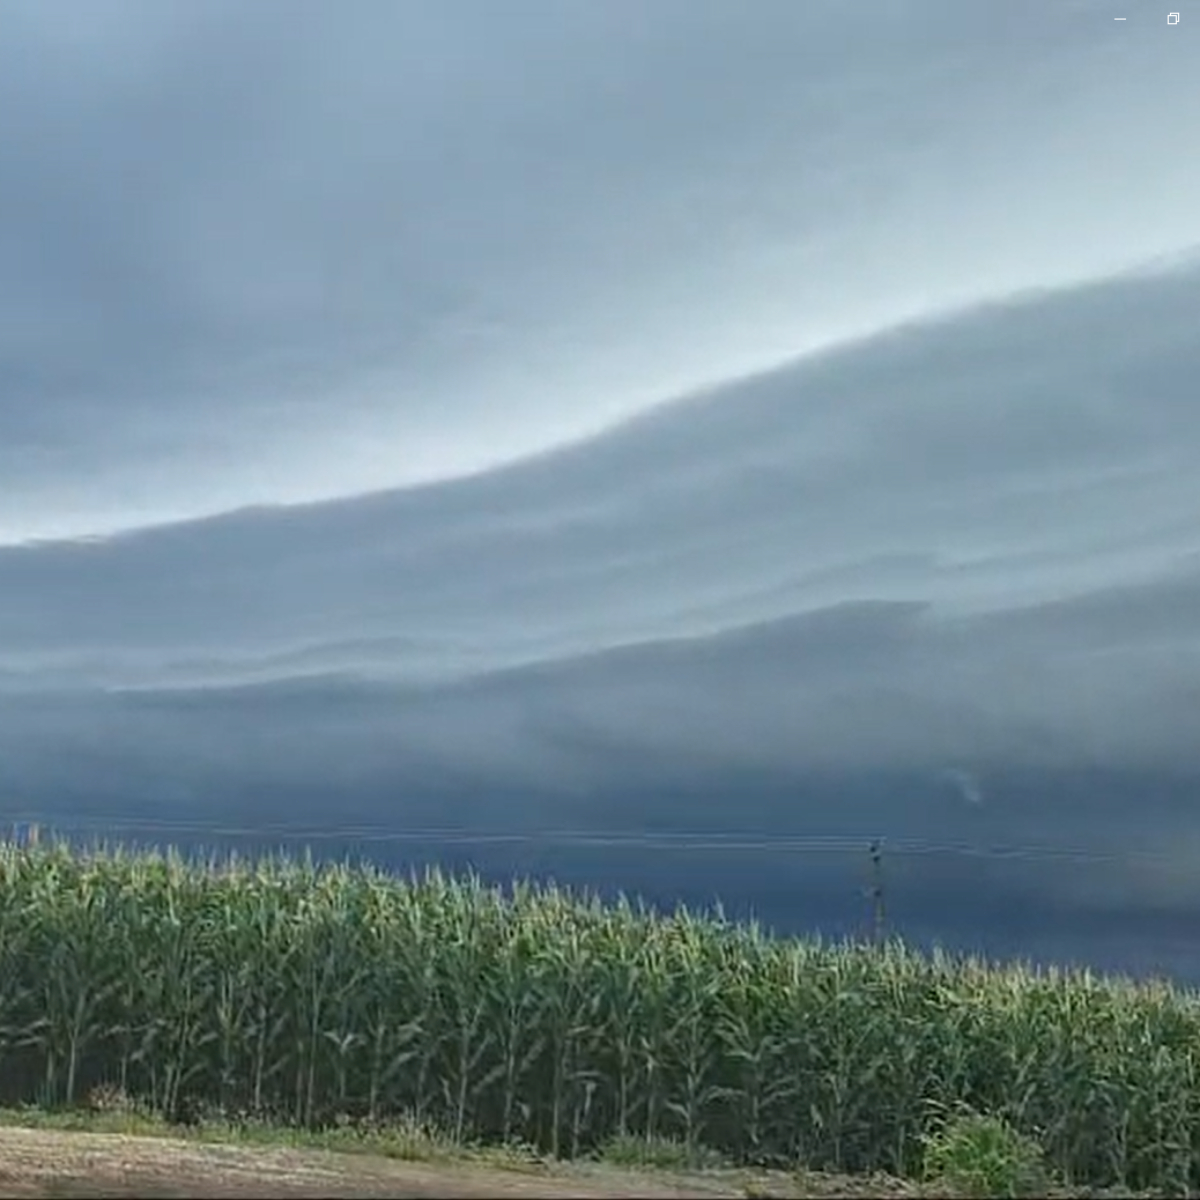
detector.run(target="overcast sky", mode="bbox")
[3,1,1200,976]
[2,0,1197,543]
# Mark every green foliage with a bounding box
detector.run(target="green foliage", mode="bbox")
[1,838,1200,1194]
[598,1131,727,1170]
[921,1108,1048,1197]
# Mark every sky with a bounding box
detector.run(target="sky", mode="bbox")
[2,0,1200,978]
[3,0,1198,543]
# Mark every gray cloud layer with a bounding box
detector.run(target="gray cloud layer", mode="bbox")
[3,2,1200,978]
[3,260,1198,687]
[2,0,1198,540]
[2,263,1199,849]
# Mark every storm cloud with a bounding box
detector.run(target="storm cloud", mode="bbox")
[1,1,1199,979]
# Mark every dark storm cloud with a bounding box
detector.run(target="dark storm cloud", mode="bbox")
[3,2,1200,982]
[2,587,1200,978]
[2,262,1197,878]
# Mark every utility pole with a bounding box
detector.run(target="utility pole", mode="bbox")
[868,840,885,945]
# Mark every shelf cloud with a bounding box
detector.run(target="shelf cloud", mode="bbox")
[1,0,1198,978]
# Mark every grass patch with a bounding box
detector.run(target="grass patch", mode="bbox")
[596,1131,730,1170]
[0,1105,1174,1198]
[921,1109,1049,1198]
[0,1104,550,1174]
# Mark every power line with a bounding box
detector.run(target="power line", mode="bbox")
[0,810,1176,867]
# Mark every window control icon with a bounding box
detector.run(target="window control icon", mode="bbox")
[1168,11,1180,22]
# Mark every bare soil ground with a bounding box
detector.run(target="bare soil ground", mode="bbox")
[0,1126,936,1199]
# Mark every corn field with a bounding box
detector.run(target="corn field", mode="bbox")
[1,839,1200,1192]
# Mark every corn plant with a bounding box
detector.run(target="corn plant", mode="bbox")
[1,837,1200,1193]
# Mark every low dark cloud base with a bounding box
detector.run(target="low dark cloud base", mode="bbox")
[1,258,1199,984]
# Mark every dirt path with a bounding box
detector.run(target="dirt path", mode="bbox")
[0,1126,930,1199]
